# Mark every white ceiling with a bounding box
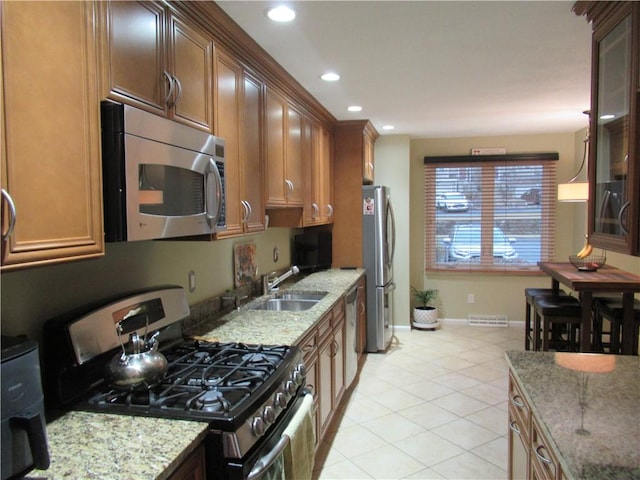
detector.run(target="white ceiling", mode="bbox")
[216,1,593,139]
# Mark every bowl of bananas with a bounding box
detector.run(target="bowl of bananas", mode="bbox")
[570,238,606,271]
[569,251,606,271]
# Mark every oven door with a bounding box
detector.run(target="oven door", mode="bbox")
[210,392,312,480]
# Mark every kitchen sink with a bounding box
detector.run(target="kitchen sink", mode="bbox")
[274,292,327,301]
[247,292,327,312]
[249,299,318,311]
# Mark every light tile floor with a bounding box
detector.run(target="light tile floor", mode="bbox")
[313,322,525,480]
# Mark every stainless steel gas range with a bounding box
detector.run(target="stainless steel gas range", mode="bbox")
[42,286,308,480]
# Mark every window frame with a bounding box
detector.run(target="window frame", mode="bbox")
[424,152,558,273]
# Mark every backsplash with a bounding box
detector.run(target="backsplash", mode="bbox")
[1,228,296,346]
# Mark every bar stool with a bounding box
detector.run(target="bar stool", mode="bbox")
[592,296,640,354]
[533,294,582,351]
[524,288,566,350]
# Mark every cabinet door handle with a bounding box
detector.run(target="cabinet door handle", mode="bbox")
[326,204,334,218]
[173,75,183,106]
[618,201,630,235]
[509,393,524,409]
[302,343,316,353]
[241,201,247,223]
[1,188,17,241]
[163,71,175,107]
[534,445,553,465]
[509,421,521,436]
[245,201,252,223]
[312,203,319,219]
[331,339,339,357]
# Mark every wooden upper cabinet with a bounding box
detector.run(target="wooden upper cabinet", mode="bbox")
[242,73,266,233]
[303,120,334,226]
[168,11,213,131]
[575,1,640,255]
[286,106,304,206]
[1,1,104,270]
[363,132,375,184]
[265,87,304,208]
[332,120,379,267]
[214,49,264,238]
[100,1,213,132]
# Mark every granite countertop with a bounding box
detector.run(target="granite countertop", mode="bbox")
[29,412,209,480]
[185,268,365,345]
[506,351,640,479]
[29,269,364,480]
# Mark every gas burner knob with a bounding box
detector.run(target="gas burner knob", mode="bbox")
[275,392,288,408]
[291,369,304,386]
[295,363,306,377]
[262,405,276,425]
[251,417,265,436]
[285,380,297,396]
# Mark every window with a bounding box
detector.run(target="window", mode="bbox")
[424,153,558,273]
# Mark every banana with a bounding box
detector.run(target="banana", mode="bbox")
[576,236,592,258]
[578,244,593,259]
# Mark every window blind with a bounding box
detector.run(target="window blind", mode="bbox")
[424,155,557,273]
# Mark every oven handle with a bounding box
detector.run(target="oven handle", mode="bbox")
[247,390,312,479]
[246,433,290,480]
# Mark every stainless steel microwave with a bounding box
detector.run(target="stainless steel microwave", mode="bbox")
[100,101,226,241]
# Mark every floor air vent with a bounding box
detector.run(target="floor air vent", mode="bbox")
[468,314,508,327]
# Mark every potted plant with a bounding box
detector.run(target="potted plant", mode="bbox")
[411,286,440,328]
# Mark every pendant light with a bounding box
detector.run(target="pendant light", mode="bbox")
[558,111,590,202]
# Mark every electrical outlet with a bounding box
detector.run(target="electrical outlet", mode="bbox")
[188,270,196,292]
[467,293,474,304]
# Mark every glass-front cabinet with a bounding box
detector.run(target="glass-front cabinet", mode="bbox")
[575,2,640,255]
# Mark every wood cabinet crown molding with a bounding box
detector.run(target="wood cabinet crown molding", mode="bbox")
[176,1,336,128]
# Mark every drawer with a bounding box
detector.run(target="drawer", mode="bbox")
[508,372,530,437]
[298,329,317,364]
[317,311,333,343]
[530,416,559,480]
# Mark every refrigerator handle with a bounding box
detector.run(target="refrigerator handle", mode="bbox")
[387,198,397,266]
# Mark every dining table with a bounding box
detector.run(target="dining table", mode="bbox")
[538,262,640,354]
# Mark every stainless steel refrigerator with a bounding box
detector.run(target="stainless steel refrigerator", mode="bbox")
[362,185,396,352]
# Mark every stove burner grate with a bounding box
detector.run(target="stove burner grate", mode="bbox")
[86,342,292,417]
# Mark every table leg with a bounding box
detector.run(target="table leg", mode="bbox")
[551,279,560,295]
[579,291,593,352]
[621,293,634,355]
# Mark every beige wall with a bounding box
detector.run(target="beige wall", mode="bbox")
[0,228,295,344]
[374,135,411,327]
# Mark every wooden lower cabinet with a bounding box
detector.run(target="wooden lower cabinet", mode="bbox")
[530,416,559,480]
[166,444,206,480]
[508,371,566,480]
[508,408,529,480]
[296,289,354,446]
[298,327,319,444]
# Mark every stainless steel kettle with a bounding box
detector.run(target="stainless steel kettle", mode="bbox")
[104,329,168,391]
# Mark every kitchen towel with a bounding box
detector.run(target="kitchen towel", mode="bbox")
[283,393,314,480]
[261,452,285,480]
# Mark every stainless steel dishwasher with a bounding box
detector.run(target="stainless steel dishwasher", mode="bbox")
[344,285,358,387]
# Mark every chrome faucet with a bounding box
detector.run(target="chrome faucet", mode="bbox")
[263,266,300,294]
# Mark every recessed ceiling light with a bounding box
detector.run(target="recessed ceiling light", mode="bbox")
[382,125,395,130]
[266,6,296,22]
[320,72,340,82]
[347,105,362,112]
